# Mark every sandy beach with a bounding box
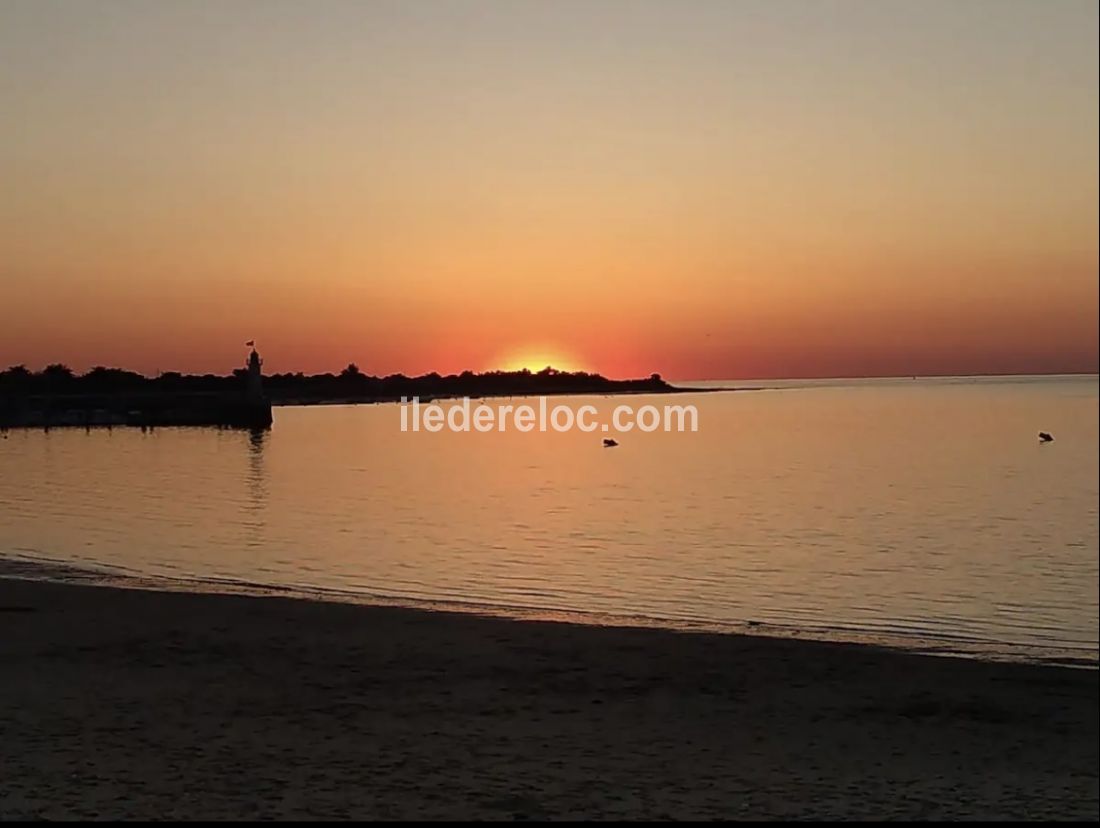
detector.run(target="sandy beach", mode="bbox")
[1,577,1096,820]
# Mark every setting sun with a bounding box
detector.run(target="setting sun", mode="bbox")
[496,347,589,374]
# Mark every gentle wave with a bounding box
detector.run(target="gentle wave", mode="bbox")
[2,549,1094,669]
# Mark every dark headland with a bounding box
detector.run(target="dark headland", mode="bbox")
[0,354,690,430]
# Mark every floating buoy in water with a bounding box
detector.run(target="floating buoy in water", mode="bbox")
[1039,432,1054,443]
[603,438,619,447]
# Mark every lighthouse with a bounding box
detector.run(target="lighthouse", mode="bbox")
[245,342,264,403]
[232,341,273,428]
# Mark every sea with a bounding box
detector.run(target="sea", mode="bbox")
[2,374,1096,665]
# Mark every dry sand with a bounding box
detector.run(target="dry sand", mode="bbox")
[1,577,1096,820]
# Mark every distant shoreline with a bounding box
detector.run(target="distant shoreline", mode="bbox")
[1,365,719,429]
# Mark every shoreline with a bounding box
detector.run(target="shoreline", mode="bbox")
[2,576,1096,819]
[3,556,1094,669]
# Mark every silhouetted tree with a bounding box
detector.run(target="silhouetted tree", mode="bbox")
[42,363,74,380]
[0,364,33,392]
[40,364,75,391]
[82,366,145,391]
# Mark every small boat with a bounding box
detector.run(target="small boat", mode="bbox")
[1039,432,1054,443]
[603,438,619,448]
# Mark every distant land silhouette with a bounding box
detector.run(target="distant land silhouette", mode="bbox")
[0,359,682,429]
[0,362,674,401]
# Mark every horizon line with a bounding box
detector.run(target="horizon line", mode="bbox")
[3,362,1097,385]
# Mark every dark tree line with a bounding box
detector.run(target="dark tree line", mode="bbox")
[0,363,671,402]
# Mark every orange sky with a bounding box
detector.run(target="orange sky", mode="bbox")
[1,0,1097,379]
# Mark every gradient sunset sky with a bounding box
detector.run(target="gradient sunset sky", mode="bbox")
[1,0,1097,379]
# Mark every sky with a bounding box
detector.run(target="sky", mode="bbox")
[1,0,1097,380]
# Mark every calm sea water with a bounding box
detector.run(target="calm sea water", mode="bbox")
[2,376,1097,664]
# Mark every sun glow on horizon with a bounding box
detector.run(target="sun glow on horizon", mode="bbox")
[496,347,590,375]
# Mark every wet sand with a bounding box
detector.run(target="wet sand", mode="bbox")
[1,577,1096,820]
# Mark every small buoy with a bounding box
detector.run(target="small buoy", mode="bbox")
[1039,432,1053,443]
[603,438,619,447]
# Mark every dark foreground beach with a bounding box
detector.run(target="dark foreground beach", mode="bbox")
[1,578,1096,820]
